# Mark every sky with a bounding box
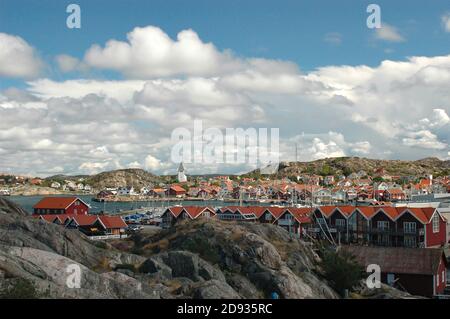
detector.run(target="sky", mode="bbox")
[0,0,449,177]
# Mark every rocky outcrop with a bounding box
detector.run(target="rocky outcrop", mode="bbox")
[136,218,341,299]
[83,168,162,190]
[0,198,150,298]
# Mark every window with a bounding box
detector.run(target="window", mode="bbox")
[432,214,440,233]
[265,213,272,221]
[403,222,416,234]
[377,221,390,230]
[437,274,439,286]
[404,236,416,248]
[335,219,346,228]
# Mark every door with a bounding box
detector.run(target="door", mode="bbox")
[387,273,395,286]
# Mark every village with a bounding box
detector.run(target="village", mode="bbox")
[3,161,450,298]
[29,169,450,299]
[92,164,450,206]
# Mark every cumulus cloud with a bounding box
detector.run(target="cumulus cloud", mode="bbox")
[375,23,405,42]
[84,26,242,78]
[0,33,43,78]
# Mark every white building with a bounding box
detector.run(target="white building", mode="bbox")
[50,182,61,189]
[117,187,136,196]
[177,162,187,183]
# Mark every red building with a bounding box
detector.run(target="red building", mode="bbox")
[272,207,312,236]
[310,205,447,248]
[168,185,186,197]
[343,246,447,297]
[33,197,89,215]
[161,206,215,228]
[383,189,406,201]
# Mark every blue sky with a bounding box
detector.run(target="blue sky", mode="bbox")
[0,1,449,176]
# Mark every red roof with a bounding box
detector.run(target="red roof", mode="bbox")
[71,215,98,226]
[98,216,127,229]
[182,206,215,219]
[33,197,84,209]
[354,207,377,219]
[166,207,185,217]
[282,207,312,223]
[264,207,286,219]
[170,185,186,192]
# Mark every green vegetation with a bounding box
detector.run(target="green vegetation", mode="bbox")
[320,248,364,296]
[319,164,334,176]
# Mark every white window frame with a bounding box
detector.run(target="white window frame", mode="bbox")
[377,221,390,230]
[335,218,346,228]
[432,214,440,233]
[403,222,416,234]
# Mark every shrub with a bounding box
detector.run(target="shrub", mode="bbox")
[320,248,364,296]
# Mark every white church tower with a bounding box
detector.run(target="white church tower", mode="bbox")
[177,162,187,183]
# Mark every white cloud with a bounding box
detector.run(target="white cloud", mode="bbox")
[84,26,241,78]
[55,54,84,73]
[144,155,163,171]
[78,162,109,174]
[27,79,145,103]
[375,23,405,42]
[419,109,450,128]
[127,161,142,169]
[402,130,447,150]
[442,13,450,32]
[0,33,43,78]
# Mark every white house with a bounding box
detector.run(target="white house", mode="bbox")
[50,182,61,189]
[117,186,136,196]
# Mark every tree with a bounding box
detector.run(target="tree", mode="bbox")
[321,249,364,296]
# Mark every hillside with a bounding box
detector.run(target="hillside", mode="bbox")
[249,157,450,179]
[45,168,164,190]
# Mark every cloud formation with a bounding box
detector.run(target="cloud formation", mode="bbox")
[0,26,449,176]
[0,33,43,78]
